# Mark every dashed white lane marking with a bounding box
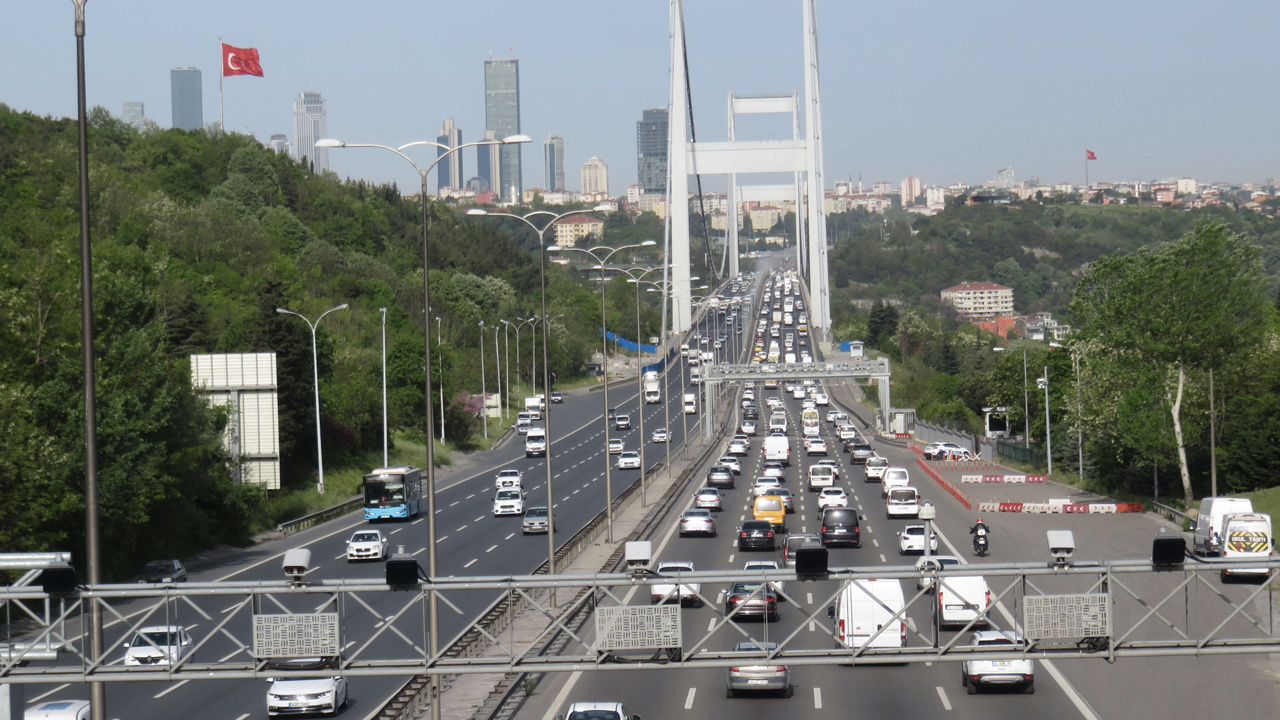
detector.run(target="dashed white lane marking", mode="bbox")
[707,617,717,632]
[684,687,697,709]
[449,501,460,507]
[872,539,880,548]
[936,686,952,711]
[153,679,190,698]
[413,547,427,556]
[505,532,515,540]
[389,528,402,534]
[463,558,478,568]
[879,554,886,562]
[806,592,813,604]
[474,515,484,522]
[456,525,468,532]
[233,714,251,720]
[466,494,475,500]
[813,687,823,709]
[727,554,735,563]
[438,535,449,542]
[486,544,499,553]
[26,684,69,704]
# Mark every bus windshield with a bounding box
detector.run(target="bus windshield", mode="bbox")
[364,480,406,508]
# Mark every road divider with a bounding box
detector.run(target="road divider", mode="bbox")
[975,500,1144,514]
[959,474,1048,483]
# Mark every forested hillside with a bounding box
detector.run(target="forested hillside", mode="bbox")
[0,105,662,576]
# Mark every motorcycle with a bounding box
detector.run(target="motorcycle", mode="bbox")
[973,530,989,557]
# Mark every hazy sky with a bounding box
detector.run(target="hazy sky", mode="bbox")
[6,1,1279,195]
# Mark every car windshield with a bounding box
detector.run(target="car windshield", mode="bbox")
[685,510,711,518]
[497,490,521,500]
[525,508,547,518]
[568,712,622,720]
[134,631,179,646]
[352,532,380,543]
[143,561,174,573]
[661,565,692,573]
[363,480,406,507]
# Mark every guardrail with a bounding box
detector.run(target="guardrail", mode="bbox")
[1151,500,1191,529]
[275,496,362,536]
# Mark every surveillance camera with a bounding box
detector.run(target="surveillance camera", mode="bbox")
[283,548,312,582]
[625,541,652,571]
[1046,530,1075,568]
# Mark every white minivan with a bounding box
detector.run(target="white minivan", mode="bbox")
[938,575,992,628]
[886,486,920,518]
[827,579,906,649]
[881,467,910,498]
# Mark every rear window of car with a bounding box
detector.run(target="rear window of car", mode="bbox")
[742,521,772,531]
[755,498,783,512]
[823,509,857,523]
[889,489,916,501]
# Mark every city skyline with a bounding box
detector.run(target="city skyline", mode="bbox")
[9,1,1280,196]
[169,67,202,131]
[291,91,328,172]
[484,58,522,203]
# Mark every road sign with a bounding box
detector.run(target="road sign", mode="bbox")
[1023,594,1110,639]
[594,605,681,651]
[252,613,340,658]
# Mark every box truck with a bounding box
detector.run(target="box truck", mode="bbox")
[643,371,661,404]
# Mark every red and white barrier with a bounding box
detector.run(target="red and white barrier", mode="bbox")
[976,500,1143,514]
[961,474,1048,483]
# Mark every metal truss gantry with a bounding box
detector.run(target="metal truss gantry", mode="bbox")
[3,558,1277,683]
[667,0,831,336]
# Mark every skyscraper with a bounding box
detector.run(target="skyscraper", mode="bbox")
[292,91,328,172]
[581,157,609,195]
[476,130,500,194]
[544,134,565,191]
[636,108,668,195]
[267,133,291,156]
[436,119,462,191]
[484,58,522,202]
[122,101,145,129]
[170,68,203,131]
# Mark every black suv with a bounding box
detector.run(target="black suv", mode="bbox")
[819,508,861,547]
[138,559,187,583]
[737,520,777,551]
[742,404,759,420]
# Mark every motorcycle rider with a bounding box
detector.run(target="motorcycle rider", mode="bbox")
[969,518,990,553]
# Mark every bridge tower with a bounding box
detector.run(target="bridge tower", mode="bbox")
[667,0,831,336]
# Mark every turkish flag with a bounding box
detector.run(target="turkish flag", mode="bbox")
[222,43,264,77]
[1086,149,1097,161]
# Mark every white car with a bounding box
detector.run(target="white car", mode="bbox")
[766,397,784,409]
[864,456,890,481]
[651,427,669,443]
[743,388,756,401]
[559,702,641,720]
[718,456,742,475]
[761,461,785,480]
[494,469,523,489]
[741,419,758,435]
[898,524,938,555]
[815,458,841,479]
[493,488,524,516]
[651,561,702,606]
[123,625,192,666]
[826,410,846,424]
[817,487,848,509]
[805,438,828,456]
[608,438,625,454]
[791,386,807,399]
[837,423,858,441]
[813,393,830,406]
[345,530,388,561]
[727,438,751,455]
[924,442,964,460]
[743,559,785,596]
[267,674,349,717]
[881,467,911,497]
[617,451,641,469]
[26,700,91,720]
[752,477,784,497]
[694,487,724,510]
[963,631,1035,694]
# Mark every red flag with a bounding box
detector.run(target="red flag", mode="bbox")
[1086,149,1097,161]
[222,43,263,77]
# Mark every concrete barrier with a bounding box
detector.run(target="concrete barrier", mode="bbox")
[916,457,972,510]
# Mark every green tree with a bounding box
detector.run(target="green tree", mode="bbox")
[1071,222,1268,506]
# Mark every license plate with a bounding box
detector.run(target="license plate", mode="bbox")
[992,661,1012,667]
[946,604,965,610]
[748,679,769,685]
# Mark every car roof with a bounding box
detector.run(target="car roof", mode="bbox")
[973,629,1025,643]
[741,520,773,528]
[744,560,780,569]
[658,560,694,570]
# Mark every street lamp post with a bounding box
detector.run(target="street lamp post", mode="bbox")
[468,208,610,592]
[276,303,349,493]
[479,321,487,439]
[552,240,657,541]
[620,265,671,507]
[1051,341,1086,484]
[499,322,511,421]
[1038,366,1052,475]
[435,317,445,443]
[380,307,388,467]
[514,317,535,393]
[319,132,530,720]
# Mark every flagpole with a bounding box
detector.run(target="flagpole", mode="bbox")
[218,36,224,135]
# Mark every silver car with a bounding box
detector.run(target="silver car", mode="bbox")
[726,641,791,697]
[694,487,724,510]
[679,508,717,537]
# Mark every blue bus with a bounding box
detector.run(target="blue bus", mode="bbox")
[360,465,422,521]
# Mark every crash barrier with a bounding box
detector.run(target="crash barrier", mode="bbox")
[641,346,678,375]
[1151,501,1191,529]
[915,456,972,510]
[960,474,1049,484]
[975,500,1145,514]
[934,458,1002,471]
[276,496,363,536]
[602,329,658,354]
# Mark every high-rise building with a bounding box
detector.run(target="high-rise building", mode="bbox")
[292,91,328,172]
[267,133,291,156]
[484,58,522,202]
[900,176,922,206]
[544,134,565,191]
[122,101,145,129]
[170,67,203,131]
[581,157,608,195]
[476,129,500,194]
[636,108,668,195]
[436,118,462,192]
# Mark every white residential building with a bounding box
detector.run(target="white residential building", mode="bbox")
[941,282,1014,320]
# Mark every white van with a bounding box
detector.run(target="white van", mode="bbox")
[1219,513,1273,579]
[827,579,906,649]
[763,434,791,466]
[807,464,835,491]
[769,412,788,434]
[524,427,547,458]
[938,575,992,628]
[516,412,533,434]
[881,467,911,498]
[523,396,544,420]
[886,486,920,518]
[1194,497,1254,555]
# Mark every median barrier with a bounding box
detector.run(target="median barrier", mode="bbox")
[976,500,1145,514]
[915,457,972,510]
[960,474,1049,483]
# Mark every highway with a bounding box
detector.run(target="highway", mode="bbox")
[18,267,767,718]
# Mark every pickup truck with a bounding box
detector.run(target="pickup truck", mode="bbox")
[650,561,702,606]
